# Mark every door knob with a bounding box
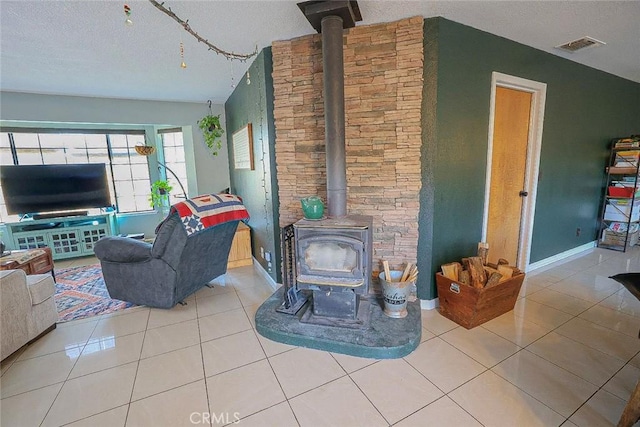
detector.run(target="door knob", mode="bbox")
[519,191,528,197]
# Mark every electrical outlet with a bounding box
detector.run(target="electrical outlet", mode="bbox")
[576,227,581,237]
[260,247,265,258]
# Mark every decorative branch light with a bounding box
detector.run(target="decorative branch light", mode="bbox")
[124,3,133,26]
[147,0,258,62]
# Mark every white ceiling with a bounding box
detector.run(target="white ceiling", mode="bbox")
[1,0,639,104]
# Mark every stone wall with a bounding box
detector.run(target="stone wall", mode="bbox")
[272,16,423,271]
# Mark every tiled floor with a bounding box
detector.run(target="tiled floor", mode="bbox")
[2,247,640,426]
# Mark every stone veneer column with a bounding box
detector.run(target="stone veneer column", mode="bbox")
[273,16,424,271]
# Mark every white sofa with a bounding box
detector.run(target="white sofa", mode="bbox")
[1,269,58,360]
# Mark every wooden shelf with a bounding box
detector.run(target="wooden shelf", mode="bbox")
[606,166,639,175]
[612,147,640,151]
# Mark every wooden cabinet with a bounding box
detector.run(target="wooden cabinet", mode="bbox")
[227,222,252,268]
[4,213,117,260]
[0,247,54,276]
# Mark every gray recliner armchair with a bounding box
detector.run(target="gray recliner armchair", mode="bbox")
[94,213,240,309]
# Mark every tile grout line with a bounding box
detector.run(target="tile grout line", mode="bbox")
[122,306,152,427]
[242,298,301,426]
[57,404,129,427]
[250,341,299,425]
[194,280,281,423]
[390,394,485,427]
[511,292,633,390]
[38,314,101,426]
[194,287,213,423]
[343,372,391,425]
[401,339,492,408]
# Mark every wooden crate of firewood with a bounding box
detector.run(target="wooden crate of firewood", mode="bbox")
[436,253,525,329]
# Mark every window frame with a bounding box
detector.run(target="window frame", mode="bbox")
[0,128,155,222]
[158,127,188,204]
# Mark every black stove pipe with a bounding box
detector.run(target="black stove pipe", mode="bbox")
[321,15,347,218]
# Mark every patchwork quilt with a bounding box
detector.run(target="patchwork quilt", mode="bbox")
[165,193,250,236]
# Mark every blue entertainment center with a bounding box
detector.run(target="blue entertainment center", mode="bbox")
[4,213,118,260]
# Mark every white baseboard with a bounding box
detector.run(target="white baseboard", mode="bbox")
[526,240,597,273]
[250,240,594,309]
[420,298,439,310]
[252,258,280,291]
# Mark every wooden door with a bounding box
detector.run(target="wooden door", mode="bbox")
[486,87,532,265]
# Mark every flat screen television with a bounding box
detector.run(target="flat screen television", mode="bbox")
[0,163,112,216]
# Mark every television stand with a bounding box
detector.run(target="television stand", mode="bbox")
[4,213,117,260]
[33,210,88,220]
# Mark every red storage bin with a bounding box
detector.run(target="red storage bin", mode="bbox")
[608,186,634,198]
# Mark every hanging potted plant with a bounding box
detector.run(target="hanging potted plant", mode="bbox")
[198,114,225,156]
[149,180,173,211]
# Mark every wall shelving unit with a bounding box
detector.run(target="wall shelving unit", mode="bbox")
[598,137,640,252]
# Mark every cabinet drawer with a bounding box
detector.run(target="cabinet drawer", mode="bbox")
[31,257,53,273]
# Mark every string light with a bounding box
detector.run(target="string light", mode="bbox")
[253,64,273,273]
[124,3,133,26]
[148,0,257,62]
[230,61,235,89]
[180,41,187,69]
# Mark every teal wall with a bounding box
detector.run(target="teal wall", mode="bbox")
[418,18,640,300]
[225,48,280,282]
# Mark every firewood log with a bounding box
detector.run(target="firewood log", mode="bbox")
[441,262,462,281]
[485,272,503,288]
[459,270,470,285]
[477,242,489,265]
[498,264,515,282]
[462,257,487,288]
[484,266,499,276]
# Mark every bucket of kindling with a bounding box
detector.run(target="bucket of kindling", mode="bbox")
[379,270,412,318]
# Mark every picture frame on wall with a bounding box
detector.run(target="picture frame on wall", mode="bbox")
[232,123,254,170]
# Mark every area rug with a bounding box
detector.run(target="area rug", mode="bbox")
[54,264,137,323]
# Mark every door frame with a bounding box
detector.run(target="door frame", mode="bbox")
[482,72,547,271]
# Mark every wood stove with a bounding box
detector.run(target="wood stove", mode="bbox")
[294,215,372,320]
[288,1,370,324]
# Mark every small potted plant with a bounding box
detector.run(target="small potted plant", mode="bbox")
[149,180,173,212]
[198,114,225,156]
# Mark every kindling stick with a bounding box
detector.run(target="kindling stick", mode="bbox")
[383,260,392,282]
[401,263,413,282]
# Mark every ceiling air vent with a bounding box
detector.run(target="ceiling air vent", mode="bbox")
[555,36,605,53]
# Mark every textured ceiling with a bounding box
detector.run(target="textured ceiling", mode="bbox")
[1,0,638,104]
